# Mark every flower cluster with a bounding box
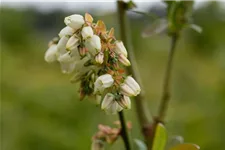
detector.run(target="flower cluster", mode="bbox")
[44,13,141,114]
[91,122,132,150]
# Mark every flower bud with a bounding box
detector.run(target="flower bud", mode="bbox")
[66,35,79,50]
[94,74,114,94]
[101,93,122,115]
[95,52,104,64]
[57,36,69,54]
[115,41,128,57]
[117,95,131,109]
[58,26,74,38]
[85,35,101,55]
[118,54,130,66]
[120,76,141,96]
[44,44,57,63]
[101,93,114,110]
[79,47,87,56]
[81,26,93,39]
[64,14,85,30]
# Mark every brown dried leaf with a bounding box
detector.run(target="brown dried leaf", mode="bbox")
[107,70,114,75]
[108,28,114,37]
[85,13,93,23]
[96,20,107,33]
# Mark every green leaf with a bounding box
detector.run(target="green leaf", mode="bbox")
[166,136,184,150]
[152,123,167,150]
[134,139,147,150]
[169,143,200,150]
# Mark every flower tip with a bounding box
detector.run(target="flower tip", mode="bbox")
[119,54,131,66]
[64,14,85,30]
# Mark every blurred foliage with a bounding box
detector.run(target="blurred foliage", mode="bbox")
[1,1,225,150]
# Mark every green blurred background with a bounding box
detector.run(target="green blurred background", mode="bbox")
[1,1,225,150]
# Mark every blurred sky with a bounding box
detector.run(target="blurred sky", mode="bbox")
[0,0,215,13]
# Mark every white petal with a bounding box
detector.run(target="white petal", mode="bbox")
[57,36,69,54]
[60,61,76,74]
[117,95,131,109]
[125,76,141,95]
[66,35,79,50]
[120,84,136,97]
[101,93,115,110]
[105,101,120,115]
[85,35,101,55]
[57,51,75,63]
[58,26,74,38]
[64,14,85,30]
[115,41,128,57]
[72,56,89,72]
[95,52,104,64]
[116,103,123,112]
[94,74,114,94]
[44,44,57,63]
[119,54,131,66]
[70,46,80,60]
[81,26,94,39]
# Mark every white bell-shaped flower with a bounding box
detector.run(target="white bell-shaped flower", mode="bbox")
[64,14,85,30]
[81,26,94,39]
[57,35,69,54]
[105,101,123,115]
[101,93,123,115]
[118,54,131,66]
[101,93,114,110]
[120,76,141,96]
[117,95,131,109]
[94,74,114,94]
[44,44,58,63]
[85,35,101,55]
[58,26,74,38]
[66,35,79,50]
[58,47,87,74]
[58,45,80,64]
[70,46,81,60]
[57,51,74,63]
[95,52,104,64]
[60,61,76,74]
[115,41,128,57]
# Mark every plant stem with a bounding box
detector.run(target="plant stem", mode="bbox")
[118,111,131,150]
[117,0,153,147]
[150,34,178,149]
[158,34,178,123]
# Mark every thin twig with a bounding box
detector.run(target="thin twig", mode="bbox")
[158,34,178,123]
[118,111,131,150]
[117,0,153,147]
